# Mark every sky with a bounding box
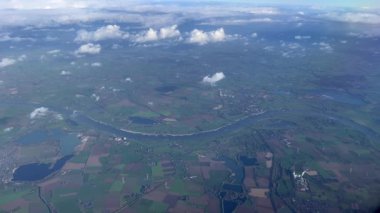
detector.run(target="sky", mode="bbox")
[0,0,379,10]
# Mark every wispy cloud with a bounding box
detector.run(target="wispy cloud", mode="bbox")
[313,42,333,52]
[323,12,380,24]
[47,49,61,54]
[91,62,102,67]
[201,18,273,26]
[0,33,35,42]
[60,70,71,75]
[294,35,311,40]
[249,7,280,15]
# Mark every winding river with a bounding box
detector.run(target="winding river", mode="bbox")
[1,101,379,143]
[70,109,380,144]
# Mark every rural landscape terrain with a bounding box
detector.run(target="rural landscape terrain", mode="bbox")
[0,0,380,212]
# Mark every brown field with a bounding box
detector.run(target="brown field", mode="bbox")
[200,166,211,179]
[235,204,255,213]
[0,198,29,212]
[244,166,257,188]
[188,195,208,206]
[255,197,274,213]
[60,192,77,197]
[206,196,220,213]
[28,202,46,213]
[86,153,108,167]
[169,201,203,213]
[163,194,182,207]
[116,99,136,107]
[125,163,145,172]
[187,165,202,177]
[256,178,270,188]
[63,162,85,170]
[249,188,269,198]
[104,193,121,212]
[319,162,347,182]
[39,177,61,188]
[144,190,167,202]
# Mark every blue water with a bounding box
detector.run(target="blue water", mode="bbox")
[222,184,243,193]
[17,129,80,155]
[129,116,157,125]
[12,155,73,182]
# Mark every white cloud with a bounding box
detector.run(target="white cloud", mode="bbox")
[47,49,61,54]
[249,7,279,15]
[159,25,181,39]
[188,28,228,45]
[91,62,102,67]
[29,107,63,120]
[30,107,49,119]
[202,72,225,86]
[134,25,180,43]
[0,58,16,68]
[18,54,27,61]
[75,25,128,42]
[251,33,258,38]
[0,33,35,42]
[202,18,273,25]
[295,35,311,40]
[324,12,380,24]
[60,70,71,75]
[135,28,158,42]
[75,43,101,55]
[313,42,333,52]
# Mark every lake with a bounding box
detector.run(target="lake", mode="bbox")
[12,155,73,182]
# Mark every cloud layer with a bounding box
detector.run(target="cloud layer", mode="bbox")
[323,12,380,24]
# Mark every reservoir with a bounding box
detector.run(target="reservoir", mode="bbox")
[12,155,73,182]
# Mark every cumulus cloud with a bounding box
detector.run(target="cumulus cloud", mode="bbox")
[29,107,63,120]
[75,25,128,42]
[324,12,380,24]
[188,28,228,45]
[30,107,49,119]
[134,25,180,42]
[202,72,225,86]
[0,58,16,68]
[75,43,101,55]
